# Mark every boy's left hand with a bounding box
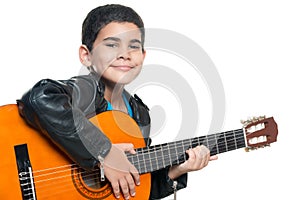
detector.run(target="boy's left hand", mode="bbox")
[168,145,218,179]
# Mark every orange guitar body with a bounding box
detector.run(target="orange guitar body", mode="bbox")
[0,104,150,199]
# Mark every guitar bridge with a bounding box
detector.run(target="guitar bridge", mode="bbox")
[14,144,37,200]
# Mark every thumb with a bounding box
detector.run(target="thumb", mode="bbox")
[114,143,136,154]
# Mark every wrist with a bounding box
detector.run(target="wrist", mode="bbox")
[168,165,187,180]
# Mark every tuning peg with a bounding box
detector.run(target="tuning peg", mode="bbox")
[241,115,266,127]
[245,146,257,152]
[240,118,250,126]
[252,116,266,122]
[245,144,271,152]
[240,117,253,127]
[259,115,266,120]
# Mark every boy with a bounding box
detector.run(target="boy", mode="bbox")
[18,4,216,199]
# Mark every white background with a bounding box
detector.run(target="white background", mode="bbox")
[1,0,299,199]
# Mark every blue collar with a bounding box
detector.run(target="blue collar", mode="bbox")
[106,93,133,117]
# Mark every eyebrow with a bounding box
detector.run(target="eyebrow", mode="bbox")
[103,37,120,42]
[103,37,141,44]
[130,39,142,44]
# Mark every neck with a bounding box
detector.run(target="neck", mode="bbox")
[103,79,124,101]
[126,128,246,174]
[103,81,127,112]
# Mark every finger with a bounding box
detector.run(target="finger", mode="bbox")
[116,143,136,154]
[210,155,218,161]
[130,165,140,186]
[186,148,196,160]
[199,145,209,156]
[196,146,210,168]
[203,150,211,167]
[119,178,130,200]
[111,181,121,199]
[124,143,136,154]
[128,149,136,154]
[125,174,136,197]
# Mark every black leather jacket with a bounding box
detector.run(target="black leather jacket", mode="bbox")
[18,72,187,199]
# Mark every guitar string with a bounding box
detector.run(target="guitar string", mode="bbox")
[26,132,246,188]
[32,178,102,199]
[129,131,245,170]
[23,167,103,198]
[29,131,245,179]
[31,163,78,174]
[32,171,103,198]
[23,133,247,197]
[30,131,245,179]
[132,129,245,157]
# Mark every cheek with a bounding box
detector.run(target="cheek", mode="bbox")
[131,65,143,80]
[91,53,115,72]
[133,52,145,66]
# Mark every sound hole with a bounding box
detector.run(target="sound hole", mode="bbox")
[81,169,105,189]
[71,165,113,199]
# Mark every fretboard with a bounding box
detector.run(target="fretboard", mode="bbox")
[127,128,246,174]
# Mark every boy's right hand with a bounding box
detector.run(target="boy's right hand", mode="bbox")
[100,143,140,199]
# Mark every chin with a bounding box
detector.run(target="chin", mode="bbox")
[115,73,140,85]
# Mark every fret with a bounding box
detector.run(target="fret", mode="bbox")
[188,138,194,147]
[160,145,166,168]
[127,150,140,173]
[224,131,237,151]
[166,143,172,166]
[184,138,194,149]
[178,140,186,163]
[216,132,227,154]
[181,140,186,161]
[155,145,165,169]
[152,146,159,171]
[214,133,220,154]
[233,130,237,150]
[234,129,246,149]
[143,147,153,171]
[223,131,228,152]
[136,154,141,173]
[136,148,147,174]
[148,145,164,171]
[206,134,218,155]
[173,141,179,165]
[201,135,208,148]
[189,138,193,150]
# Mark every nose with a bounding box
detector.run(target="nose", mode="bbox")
[117,47,131,60]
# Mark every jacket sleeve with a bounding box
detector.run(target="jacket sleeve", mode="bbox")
[17,76,111,170]
[150,167,187,199]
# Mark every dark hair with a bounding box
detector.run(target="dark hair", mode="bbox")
[82,4,145,51]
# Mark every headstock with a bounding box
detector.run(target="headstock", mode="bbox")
[241,116,278,151]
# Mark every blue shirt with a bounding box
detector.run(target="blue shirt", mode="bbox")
[106,93,133,117]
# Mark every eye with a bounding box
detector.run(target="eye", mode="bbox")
[129,43,141,49]
[105,43,118,48]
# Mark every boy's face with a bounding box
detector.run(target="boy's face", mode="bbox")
[90,22,145,85]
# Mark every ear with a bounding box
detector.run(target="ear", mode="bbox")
[79,45,92,66]
[142,49,146,60]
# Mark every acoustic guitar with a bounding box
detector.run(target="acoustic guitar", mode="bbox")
[0,104,278,199]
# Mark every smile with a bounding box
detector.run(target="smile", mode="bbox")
[112,65,133,72]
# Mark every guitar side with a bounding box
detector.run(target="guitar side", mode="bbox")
[0,104,150,199]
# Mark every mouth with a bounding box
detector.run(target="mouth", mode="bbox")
[112,65,133,72]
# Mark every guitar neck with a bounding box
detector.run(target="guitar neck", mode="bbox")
[127,128,246,174]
